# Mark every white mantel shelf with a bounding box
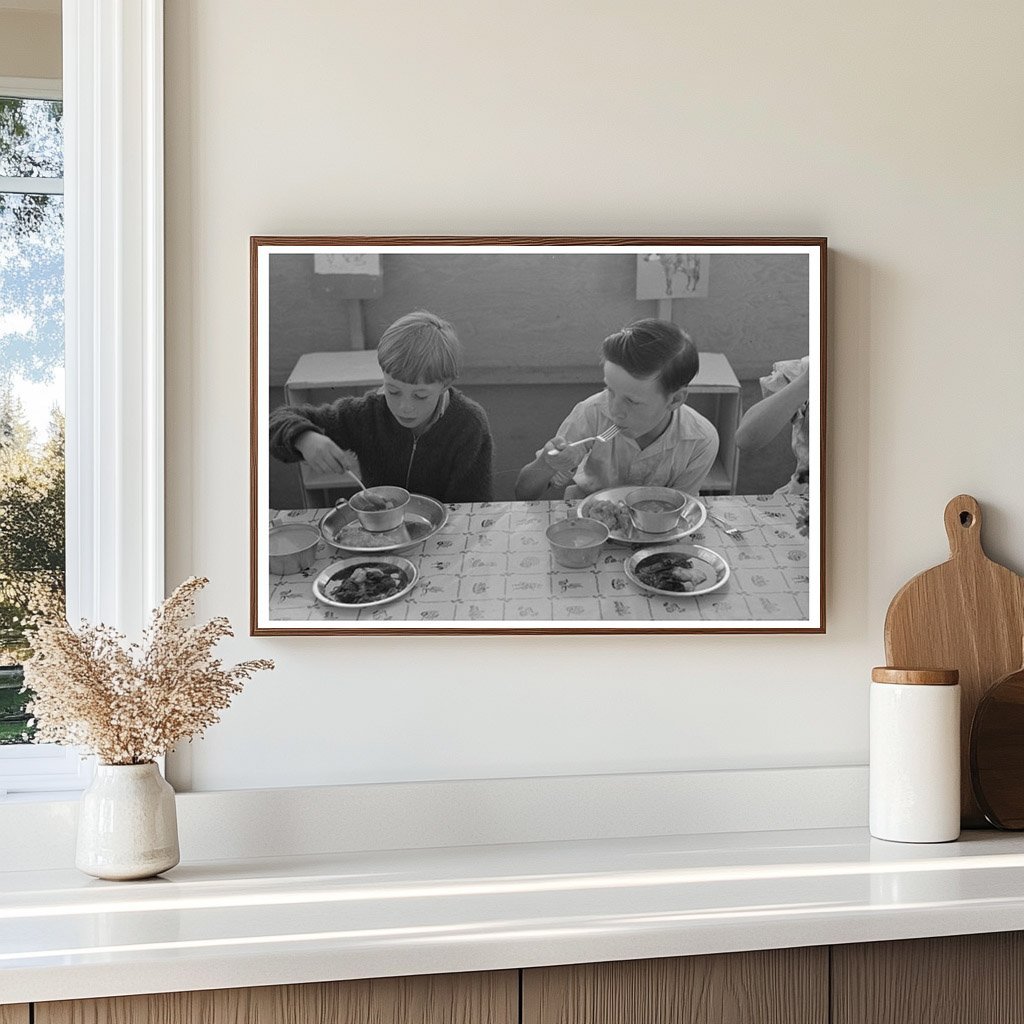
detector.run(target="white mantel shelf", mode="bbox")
[5,826,1024,1004]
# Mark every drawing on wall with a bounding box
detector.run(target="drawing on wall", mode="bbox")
[636,253,709,299]
[251,237,827,636]
[313,252,382,281]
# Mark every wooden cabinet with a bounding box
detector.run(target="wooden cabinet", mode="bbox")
[18,933,1024,1024]
[35,971,518,1024]
[522,948,827,1024]
[832,932,1024,1024]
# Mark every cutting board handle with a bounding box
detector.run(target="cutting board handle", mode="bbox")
[944,494,983,559]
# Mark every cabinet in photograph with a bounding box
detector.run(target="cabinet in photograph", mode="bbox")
[832,932,1024,1024]
[35,971,517,1024]
[682,351,742,494]
[0,1008,28,1024]
[522,948,828,1024]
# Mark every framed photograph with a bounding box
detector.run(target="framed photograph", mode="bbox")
[251,236,826,635]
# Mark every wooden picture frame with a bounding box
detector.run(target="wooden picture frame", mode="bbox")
[251,236,826,635]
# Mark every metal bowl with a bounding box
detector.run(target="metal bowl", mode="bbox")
[626,486,688,534]
[546,516,610,569]
[268,521,321,576]
[344,486,411,532]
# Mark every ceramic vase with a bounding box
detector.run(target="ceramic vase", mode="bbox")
[75,762,180,880]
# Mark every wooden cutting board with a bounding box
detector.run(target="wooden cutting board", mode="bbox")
[969,649,1024,829]
[884,494,1024,827]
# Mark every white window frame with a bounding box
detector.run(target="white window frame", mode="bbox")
[0,77,64,191]
[0,0,164,799]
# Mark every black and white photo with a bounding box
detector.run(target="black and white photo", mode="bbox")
[250,237,826,635]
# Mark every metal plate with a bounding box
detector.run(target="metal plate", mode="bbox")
[578,487,707,545]
[624,544,730,598]
[320,493,448,554]
[313,556,418,609]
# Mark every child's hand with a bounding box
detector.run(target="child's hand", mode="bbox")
[295,431,359,476]
[542,435,586,473]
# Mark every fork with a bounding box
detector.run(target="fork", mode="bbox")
[546,424,621,457]
[706,510,754,538]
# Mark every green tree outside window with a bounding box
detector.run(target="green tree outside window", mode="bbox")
[0,94,65,743]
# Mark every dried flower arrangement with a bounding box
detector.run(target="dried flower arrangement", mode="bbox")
[23,577,273,765]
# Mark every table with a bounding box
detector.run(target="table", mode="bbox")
[268,494,810,623]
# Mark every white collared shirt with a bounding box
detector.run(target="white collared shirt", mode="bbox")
[541,391,720,496]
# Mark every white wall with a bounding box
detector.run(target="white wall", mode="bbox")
[0,8,61,80]
[164,1,1024,791]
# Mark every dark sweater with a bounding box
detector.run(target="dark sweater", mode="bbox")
[269,387,493,503]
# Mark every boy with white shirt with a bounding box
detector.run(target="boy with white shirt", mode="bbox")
[515,319,719,500]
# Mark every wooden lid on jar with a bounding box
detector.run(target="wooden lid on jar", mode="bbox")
[871,667,960,686]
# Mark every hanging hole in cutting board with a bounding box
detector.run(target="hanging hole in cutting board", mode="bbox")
[960,511,974,527]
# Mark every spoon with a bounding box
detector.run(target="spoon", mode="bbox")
[332,471,370,509]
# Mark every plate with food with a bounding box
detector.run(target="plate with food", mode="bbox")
[578,486,706,544]
[313,556,418,609]
[320,493,448,554]
[624,545,730,598]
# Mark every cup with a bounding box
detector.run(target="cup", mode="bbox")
[626,487,687,534]
[268,521,320,575]
[546,517,609,568]
[344,486,410,532]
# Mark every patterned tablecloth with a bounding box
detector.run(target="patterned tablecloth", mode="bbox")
[268,495,811,624]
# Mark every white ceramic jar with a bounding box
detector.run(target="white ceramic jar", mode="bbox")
[76,762,180,880]
[870,667,961,843]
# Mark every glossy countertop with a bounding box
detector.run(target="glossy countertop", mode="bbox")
[4,826,1024,1003]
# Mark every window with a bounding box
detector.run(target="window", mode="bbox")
[0,79,79,796]
[1,85,65,718]
[0,1,166,801]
